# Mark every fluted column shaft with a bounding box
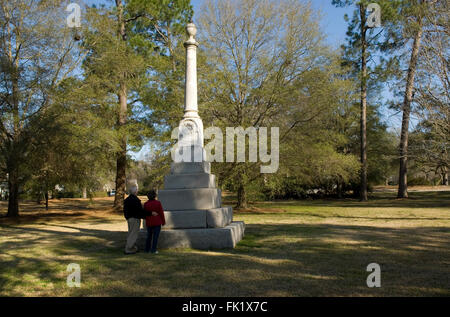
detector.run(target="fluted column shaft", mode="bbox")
[183,24,199,119]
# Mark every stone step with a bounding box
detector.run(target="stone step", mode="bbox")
[142,207,233,229]
[206,206,233,228]
[138,221,245,250]
[170,161,211,174]
[164,173,216,189]
[158,188,221,211]
[164,210,206,229]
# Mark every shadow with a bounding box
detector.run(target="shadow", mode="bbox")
[0,213,119,226]
[286,214,450,221]
[253,191,450,209]
[0,197,120,225]
[1,220,449,296]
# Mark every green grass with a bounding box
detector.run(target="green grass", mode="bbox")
[0,191,449,296]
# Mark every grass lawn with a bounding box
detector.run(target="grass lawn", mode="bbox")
[0,190,449,296]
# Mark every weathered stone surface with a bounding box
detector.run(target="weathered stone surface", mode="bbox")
[183,22,200,119]
[170,162,211,174]
[158,188,221,211]
[137,221,245,250]
[164,173,215,189]
[172,144,205,163]
[206,206,233,228]
[142,207,233,229]
[164,210,206,229]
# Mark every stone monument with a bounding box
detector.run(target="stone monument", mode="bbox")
[138,22,245,250]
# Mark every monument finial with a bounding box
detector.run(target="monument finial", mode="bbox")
[186,22,197,44]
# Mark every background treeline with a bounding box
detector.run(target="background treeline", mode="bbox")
[0,0,448,216]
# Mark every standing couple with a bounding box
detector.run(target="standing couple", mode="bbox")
[123,186,165,254]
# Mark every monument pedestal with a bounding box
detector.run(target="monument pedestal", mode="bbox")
[137,162,245,250]
[138,221,245,250]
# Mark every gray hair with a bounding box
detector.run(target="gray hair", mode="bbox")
[129,185,138,195]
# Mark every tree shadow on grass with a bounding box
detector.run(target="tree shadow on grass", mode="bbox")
[0,213,120,226]
[0,198,118,223]
[256,191,450,209]
[288,214,450,221]
[0,222,449,296]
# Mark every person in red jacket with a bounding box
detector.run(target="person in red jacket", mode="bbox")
[144,189,166,254]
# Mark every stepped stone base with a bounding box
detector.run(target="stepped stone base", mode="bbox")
[206,206,233,228]
[164,173,216,189]
[158,188,221,211]
[150,160,244,249]
[161,207,233,229]
[138,221,245,250]
[170,161,211,174]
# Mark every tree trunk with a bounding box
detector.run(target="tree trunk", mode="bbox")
[113,0,128,212]
[236,164,248,209]
[45,191,49,210]
[36,192,42,205]
[7,44,20,217]
[6,170,19,217]
[398,21,424,198]
[236,183,247,209]
[359,5,368,202]
[113,84,128,211]
[337,181,343,199]
[114,136,127,211]
[442,169,448,186]
[82,187,87,199]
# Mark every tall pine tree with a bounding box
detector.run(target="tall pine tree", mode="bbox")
[333,0,400,200]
